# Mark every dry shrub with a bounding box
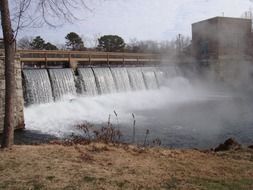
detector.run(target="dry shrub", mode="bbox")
[71,120,122,145]
[152,138,162,146]
[93,126,122,144]
[87,144,110,153]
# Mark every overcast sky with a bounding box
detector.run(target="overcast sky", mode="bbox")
[18,0,253,45]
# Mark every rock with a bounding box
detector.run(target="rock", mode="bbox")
[214,138,241,152]
[248,145,253,149]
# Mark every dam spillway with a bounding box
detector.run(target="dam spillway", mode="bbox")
[23,69,54,105]
[48,69,77,100]
[78,68,99,96]
[0,49,176,133]
[22,66,173,105]
[110,67,132,92]
[92,67,118,94]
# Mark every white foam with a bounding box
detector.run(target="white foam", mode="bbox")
[24,77,229,137]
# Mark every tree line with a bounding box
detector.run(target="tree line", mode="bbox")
[17,32,191,54]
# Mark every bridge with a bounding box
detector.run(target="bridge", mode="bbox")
[17,50,163,68]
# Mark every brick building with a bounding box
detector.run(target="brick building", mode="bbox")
[191,16,253,85]
[192,17,252,60]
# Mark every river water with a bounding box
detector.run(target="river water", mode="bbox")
[20,76,253,148]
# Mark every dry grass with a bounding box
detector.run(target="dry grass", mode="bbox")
[0,143,253,190]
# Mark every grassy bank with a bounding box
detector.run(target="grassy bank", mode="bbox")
[0,143,253,190]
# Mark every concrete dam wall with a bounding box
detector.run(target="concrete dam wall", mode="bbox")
[22,66,172,106]
[0,53,24,132]
[0,50,175,132]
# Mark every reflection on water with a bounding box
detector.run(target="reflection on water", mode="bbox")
[120,99,253,148]
[0,129,58,145]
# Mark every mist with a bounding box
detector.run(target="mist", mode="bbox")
[23,64,253,149]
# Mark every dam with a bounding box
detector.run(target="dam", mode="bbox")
[0,49,171,132]
[22,66,170,105]
[1,49,253,148]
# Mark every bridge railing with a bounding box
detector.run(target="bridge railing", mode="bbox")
[18,50,162,65]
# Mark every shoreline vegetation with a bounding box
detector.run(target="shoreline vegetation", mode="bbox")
[0,137,253,190]
[1,123,253,189]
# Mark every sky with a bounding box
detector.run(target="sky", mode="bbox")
[17,0,253,45]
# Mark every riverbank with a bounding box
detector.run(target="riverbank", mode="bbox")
[0,142,253,190]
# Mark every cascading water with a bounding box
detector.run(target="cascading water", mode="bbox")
[110,67,132,92]
[92,67,117,94]
[78,68,98,96]
[22,65,251,149]
[154,66,178,87]
[23,67,246,149]
[163,66,178,78]
[48,69,76,100]
[23,69,53,105]
[154,67,167,87]
[23,66,169,104]
[142,67,159,89]
[127,67,147,91]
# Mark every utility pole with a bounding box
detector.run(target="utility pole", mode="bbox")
[177,33,182,57]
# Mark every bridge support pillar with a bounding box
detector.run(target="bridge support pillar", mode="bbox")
[69,60,78,71]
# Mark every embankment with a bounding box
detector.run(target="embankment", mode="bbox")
[0,143,253,189]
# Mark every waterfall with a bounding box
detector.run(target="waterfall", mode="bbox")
[110,67,132,92]
[127,67,146,91]
[142,67,159,89]
[92,67,117,94]
[48,69,76,100]
[163,66,178,78]
[23,66,173,105]
[23,69,53,105]
[78,68,98,96]
[154,66,178,87]
[154,68,167,87]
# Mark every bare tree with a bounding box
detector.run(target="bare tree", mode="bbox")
[127,39,161,53]
[0,0,16,148]
[0,0,90,148]
[82,33,101,49]
[92,33,101,48]
[241,8,253,29]
[126,35,191,54]
[17,36,32,49]
[241,8,253,20]
[174,34,191,55]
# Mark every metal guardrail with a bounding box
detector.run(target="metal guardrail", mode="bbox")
[18,50,162,65]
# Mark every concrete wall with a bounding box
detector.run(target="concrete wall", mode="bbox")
[192,17,252,60]
[0,52,24,132]
[192,17,219,59]
[199,55,253,91]
[217,56,253,88]
[217,17,251,56]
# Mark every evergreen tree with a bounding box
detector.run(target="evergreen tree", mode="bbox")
[97,35,125,52]
[30,36,45,50]
[65,32,85,50]
[44,42,58,50]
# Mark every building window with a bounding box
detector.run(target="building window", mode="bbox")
[199,40,209,57]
